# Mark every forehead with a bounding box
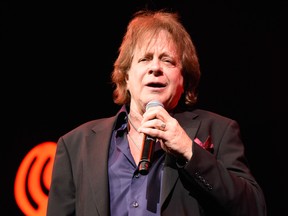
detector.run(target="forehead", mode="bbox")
[135,30,178,55]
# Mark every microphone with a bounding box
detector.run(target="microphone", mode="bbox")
[138,100,164,175]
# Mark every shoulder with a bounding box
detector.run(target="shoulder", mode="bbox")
[59,106,127,143]
[193,109,234,122]
[176,108,234,121]
[175,108,239,129]
[61,116,116,139]
[192,109,241,135]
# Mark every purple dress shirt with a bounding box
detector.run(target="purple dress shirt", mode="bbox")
[108,111,165,216]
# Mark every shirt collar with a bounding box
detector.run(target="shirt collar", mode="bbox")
[114,105,129,131]
[114,105,164,153]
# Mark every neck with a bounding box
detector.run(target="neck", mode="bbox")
[128,114,139,132]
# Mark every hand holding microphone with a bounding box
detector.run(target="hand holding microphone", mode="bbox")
[137,100,193,174]
[138,100,164,175]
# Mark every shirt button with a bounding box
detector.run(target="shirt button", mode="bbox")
[135,173,140,178]
[132,201,139,208]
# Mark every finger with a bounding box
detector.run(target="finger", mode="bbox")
[160,122,166,130]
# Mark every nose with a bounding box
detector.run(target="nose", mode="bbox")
[148,59,163,76]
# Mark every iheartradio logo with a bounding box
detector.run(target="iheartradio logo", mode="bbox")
[14,141,56,216]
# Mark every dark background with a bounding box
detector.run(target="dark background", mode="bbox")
[2,1,287,215]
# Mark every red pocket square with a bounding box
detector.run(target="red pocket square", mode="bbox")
[194,135,214,151]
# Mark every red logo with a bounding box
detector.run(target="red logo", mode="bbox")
[14,141,56,216]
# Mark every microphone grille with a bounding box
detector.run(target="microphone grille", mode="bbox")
[146,100,164,111]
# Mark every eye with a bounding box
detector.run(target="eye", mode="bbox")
[139,58,147,62]
[162,57,176,66]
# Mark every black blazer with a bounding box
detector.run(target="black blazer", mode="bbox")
[47,109,266,216]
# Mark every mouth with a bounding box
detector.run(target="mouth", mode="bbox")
[146,82,166,88]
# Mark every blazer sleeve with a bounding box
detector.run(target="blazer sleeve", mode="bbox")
[181,118,267,216]
[46,137,76,216]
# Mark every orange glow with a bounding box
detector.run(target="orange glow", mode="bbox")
[14,141,56,216]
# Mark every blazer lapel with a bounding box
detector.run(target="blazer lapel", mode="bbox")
[160,111,200,207]
[85,116,116,216]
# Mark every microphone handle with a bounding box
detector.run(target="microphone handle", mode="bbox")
[138,135,156,175]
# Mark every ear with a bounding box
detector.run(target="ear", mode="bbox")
[125,73,130,90]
